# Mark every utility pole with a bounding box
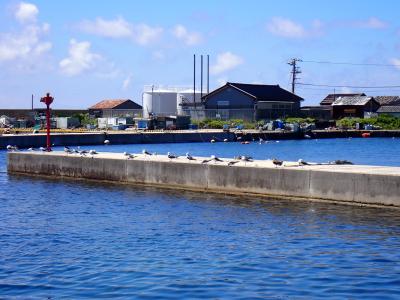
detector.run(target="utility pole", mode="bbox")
[288,58,302,94]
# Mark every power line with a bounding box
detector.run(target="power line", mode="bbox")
[298,82,400,89]
[302,60,400,67]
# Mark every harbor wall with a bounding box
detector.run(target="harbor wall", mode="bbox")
[7,152,400,207]
[2,130,400,149]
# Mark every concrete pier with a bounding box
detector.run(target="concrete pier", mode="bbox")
[7,151,400,207]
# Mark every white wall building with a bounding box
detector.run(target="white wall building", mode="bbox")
[142,85,202,118]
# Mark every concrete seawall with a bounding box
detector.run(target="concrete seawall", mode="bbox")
[7,151,400,207]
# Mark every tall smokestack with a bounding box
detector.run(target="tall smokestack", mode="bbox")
[200,55,203,99]
[193,54,196,108]
[207,55,210,94]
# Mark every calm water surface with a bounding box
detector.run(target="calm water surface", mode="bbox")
[1,138,400,299]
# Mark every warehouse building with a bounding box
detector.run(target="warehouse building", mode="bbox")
[202,82,303,120]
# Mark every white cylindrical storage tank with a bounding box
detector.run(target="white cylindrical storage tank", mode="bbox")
[142,92,153,118]
[143,90,179,118]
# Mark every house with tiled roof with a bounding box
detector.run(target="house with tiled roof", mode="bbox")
[332,95,380,119]
[89,99,142,118]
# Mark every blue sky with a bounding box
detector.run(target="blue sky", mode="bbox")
[1,0,400,108]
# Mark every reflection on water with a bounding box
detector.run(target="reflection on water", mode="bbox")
[1,139,400,298]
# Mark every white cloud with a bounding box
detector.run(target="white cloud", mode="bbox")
[59,39,101,76]
[15,2,38,23]
[267,17,307,38]
[355,17,388,29]
[0,23,51,63]
[133,23,163,45]
[172,24,202,46]
[122,74,132,90]
[211,52,243,75]
[79,17,132,38]
[390,58,400,70]
[152,50,165,60]
[266,17,324,39]
[78,17,163,45]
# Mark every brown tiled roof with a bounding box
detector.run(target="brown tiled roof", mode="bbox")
[320,93,365,105]
[90,99,129,109]
[374,96,400,106]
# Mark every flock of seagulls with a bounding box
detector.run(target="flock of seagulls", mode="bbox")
[5,143,354,167]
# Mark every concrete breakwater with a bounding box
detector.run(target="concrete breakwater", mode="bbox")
[0,130,302,149]
[7,151,400,207]
[2,129,400,149]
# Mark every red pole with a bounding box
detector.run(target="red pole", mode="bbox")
[40,93,54,152]
[46,104,51,151]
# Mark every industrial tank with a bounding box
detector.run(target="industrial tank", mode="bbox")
[142,86,201,118]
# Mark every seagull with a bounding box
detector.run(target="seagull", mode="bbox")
[186,152,196,160]
[210,139,216,143]
[241,155,253,162]
[259,138,264,144]
[6,145,13,151]
[123,151,130,156]
[39,147,46,151]
[272,158,283,167]
[127,154,136,159]
[167,152,178,159]
[79,150,88,156]
[88,149,97,155]
[201,158,212,164]
[223,138,228,142]
[211,155,224,162]
[228,160,240,166]
[332,159,353,165]
[64,146,73,154]
[27,147,35,151]
[104,139,110,145]
[304,134,311,139]
[142,149,152,155]
[298,159,309,166]
[72,148,79,154]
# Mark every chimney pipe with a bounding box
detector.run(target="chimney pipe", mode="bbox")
[207,55,210,94]
[200,55,203,99]
[193,54,196,108]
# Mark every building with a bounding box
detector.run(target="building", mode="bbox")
[374,96,400,117]
[374,96,400,107]
[332,95,380,119]
[202,82,303,120]
[376,106,400,118]
[320,93,366,106]
[300,106,332,121]
[89,99,142,118]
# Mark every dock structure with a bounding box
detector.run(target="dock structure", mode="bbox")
[7,151,400,207]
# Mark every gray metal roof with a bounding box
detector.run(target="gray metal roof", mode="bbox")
[374,96,400,106]
[377,106,400,113]
[332,95,374,106]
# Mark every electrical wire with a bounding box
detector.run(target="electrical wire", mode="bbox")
[301,60,400,67]
[297,83,400,89]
